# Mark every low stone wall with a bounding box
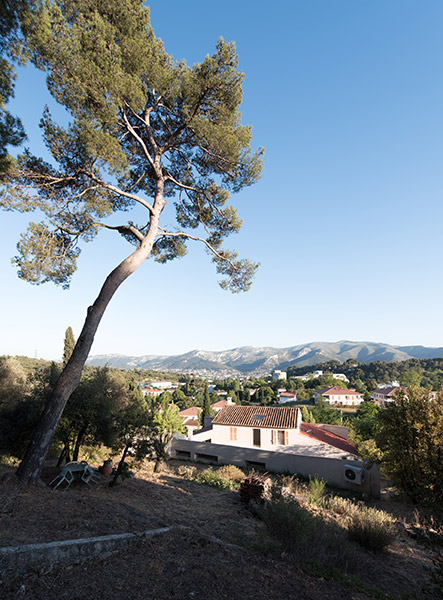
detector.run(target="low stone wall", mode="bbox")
[170,438,380,498]
[0,527,172,576]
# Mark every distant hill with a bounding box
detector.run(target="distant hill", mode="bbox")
[86,340,443,378]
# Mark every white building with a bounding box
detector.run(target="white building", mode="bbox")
[277,391,297,404]
[272,370,287,381]
[192,405,358,458]
[371,386,406,406]
[179,406,202,438]
[313,386,364,406]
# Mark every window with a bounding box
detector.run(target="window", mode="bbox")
[253,428,261,447]
[273,430,288,445]
[230,427,237,441]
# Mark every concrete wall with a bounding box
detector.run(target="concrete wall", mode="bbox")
[0,527,173,576]
[170,438,380,498]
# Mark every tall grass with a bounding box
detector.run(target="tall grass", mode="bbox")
[307,477,326,505]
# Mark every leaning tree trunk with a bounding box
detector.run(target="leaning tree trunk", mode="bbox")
[56,440,71,467]
[16,222,160,486]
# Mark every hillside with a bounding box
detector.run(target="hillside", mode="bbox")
[86,340,443,377]
[0,459,436,600]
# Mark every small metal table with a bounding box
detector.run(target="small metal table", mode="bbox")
[49,461,101,490]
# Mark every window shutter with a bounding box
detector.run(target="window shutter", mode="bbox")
[272,430,276,444]
[284,431,288,446]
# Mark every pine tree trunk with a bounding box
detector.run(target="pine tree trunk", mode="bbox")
[109,443,130,487]
[56,440,71,467]
[72,425,88,462]
[16,222,160,486]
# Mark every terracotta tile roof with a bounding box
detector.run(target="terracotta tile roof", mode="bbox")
[212,405,300,429]
[211,399,231,409]
[179,406,201,417]
[300,422,358,456]
[320,386,362,397]
[279,392,296,397]
[184,419,200,427]
[371,386,406,397]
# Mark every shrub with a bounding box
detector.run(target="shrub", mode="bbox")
[255,496,313,552]
[280,474,299,494]
[217,464,245,483]
[195,468,237,490]
[177,465,196,479]
[255,497,353,569]
[326,495,359,518]
[307,477,326,505]
[347,506,396,552]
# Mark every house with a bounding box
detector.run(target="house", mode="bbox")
[272,370,287,381]
[277,391,297,404]
[211,397,235,413]
[300,423,358,456]
[332,373,349,383]
[371,386,407,406]
[150,381,177,390]
[313,386,364,406]
[191,405,357,458]
[179,406,202,438]
[195,405,301,450]
[141,388,162,397]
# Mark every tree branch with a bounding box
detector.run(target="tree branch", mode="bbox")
[121,107,155,171]
[101,223,145,243]
[157,228,238,270]
[79,169,155,215]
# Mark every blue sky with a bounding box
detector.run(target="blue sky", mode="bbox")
[2,0,443,360]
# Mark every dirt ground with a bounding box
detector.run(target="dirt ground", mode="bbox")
[0,460,440,599]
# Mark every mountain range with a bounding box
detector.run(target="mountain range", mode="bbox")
[86,340,443,378]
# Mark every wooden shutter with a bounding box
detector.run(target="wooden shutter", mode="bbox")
[284,431,289,446]
[272,430,276,445]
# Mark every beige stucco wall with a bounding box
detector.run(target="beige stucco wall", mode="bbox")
[325,394,363,406]
[206,423,302,451]
[170,438,380,498]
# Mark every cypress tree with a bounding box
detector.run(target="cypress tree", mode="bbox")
[62,326,75,368]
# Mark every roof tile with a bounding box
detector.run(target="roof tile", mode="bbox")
[212,405,300,429]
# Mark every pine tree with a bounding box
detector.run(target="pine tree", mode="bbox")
[3,0,262,485]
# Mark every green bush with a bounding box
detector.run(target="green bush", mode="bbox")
[347,506,396,552]
[195,467,237,490]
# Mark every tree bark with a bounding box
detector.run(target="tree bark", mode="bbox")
[109,443,130,487]
[16,219,160,486]
[56,440,71,467]
[72,425,88,462]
